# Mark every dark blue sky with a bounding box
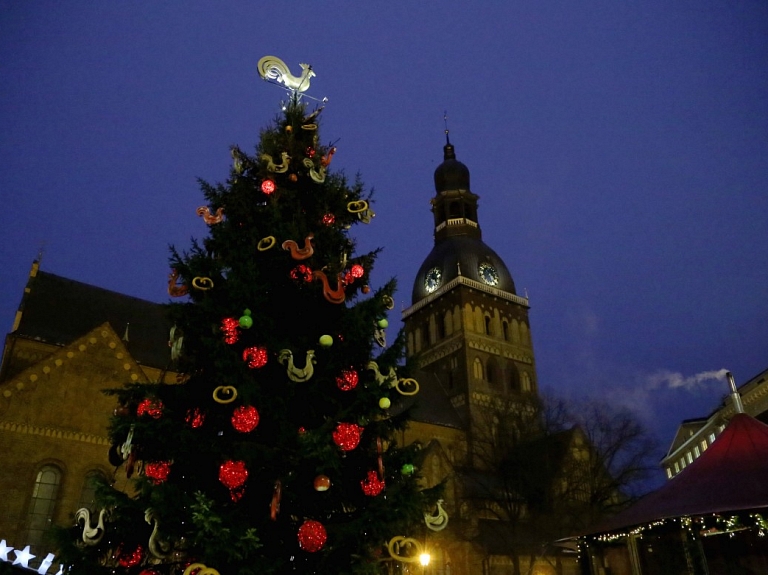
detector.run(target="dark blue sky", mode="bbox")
[2,2,766,473]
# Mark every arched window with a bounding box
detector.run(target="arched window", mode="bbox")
[521,322,530,346]
[26,465,62,547]
[484,315,492,336]
[507,362,520,392]
[486,358,501,392]
[77,470,106,513]
[444,310,453,336]
[436,313,445,340]
[472,357,484,380]
[414,328,422,353]
[448,202,461,218]
[511,319,521,343]
[407,332,414,356]
[521,372,532,393]
[502,320,510,341]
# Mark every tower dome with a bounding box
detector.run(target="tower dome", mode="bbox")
[411,140,516,304]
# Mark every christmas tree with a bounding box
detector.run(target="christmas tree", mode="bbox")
[59,59,437,575]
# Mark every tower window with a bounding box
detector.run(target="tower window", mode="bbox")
[502,320,509,341]
[521,372,532,393]
[484,315,492,336]
[26,465,62,548]
[472,357,484,380]
[436,314,445,340]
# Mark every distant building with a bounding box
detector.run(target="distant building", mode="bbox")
[662,368,768,479]
[0,261,175,572]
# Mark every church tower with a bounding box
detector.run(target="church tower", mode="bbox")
[402,137,538,435]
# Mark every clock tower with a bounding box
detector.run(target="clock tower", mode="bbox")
[402,137,538,435]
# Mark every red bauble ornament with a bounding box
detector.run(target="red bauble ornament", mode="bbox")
[332,422,363,451]
[243,346,268,369]
[305,146,316,158]
[139,569,161,575]
[297,519,327,552]
[350,264,364,278]
[261,179,276,194]
[361,470,385,496]
[185,408,205,428]
[231,405,260,433]
[221,317,240,344]
[335,368,359,391]
[290,264,314,283]
[116,544,144,567]
[219,460,248,501]
[322,213,335,226]
[137,398,163,419]
[144,461,171,484]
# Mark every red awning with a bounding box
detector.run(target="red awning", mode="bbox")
[583,413,768,535]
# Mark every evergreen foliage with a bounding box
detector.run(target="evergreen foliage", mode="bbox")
[57,95,436,575]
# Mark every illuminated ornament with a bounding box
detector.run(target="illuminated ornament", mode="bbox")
[11,545,35,568]
[335,368,359,391]
[361,470,385,496]
[117,544,144,568]
[231,405,260,433]
[379,397,391,409]
[185,408,205,428]
[313,474,331,491]
[306,146,316,158]
[243,346,268,369]
[261,179,276,195]
[322,213,335,225]
[137,398,164,419]
[219,460,248,501]
[401,463,415,475]
[221,317,240,344]
[144,461,171,484]
[140,569,162,575]
[332,422,363,451]
[0,539,13,562]
[290,264,314,283]
[350,264,364,278]
[239,309,253,329]
[318,334,333,348]
[297,520,327,553]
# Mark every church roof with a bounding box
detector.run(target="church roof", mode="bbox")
[582,413,768,536]
[11,267,172,369]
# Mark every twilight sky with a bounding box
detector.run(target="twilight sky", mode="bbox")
[2,2,766,476]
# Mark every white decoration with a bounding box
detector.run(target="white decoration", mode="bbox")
[424,499,449,531]
[37,553,55,574]
[257,56,315,93]
[75,507,106,545]
[145,508,172,558]
[0,539,13,561]
[12,545,35,568]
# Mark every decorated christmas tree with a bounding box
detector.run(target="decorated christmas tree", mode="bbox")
[58,58,439,575]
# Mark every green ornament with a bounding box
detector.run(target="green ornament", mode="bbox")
[319,334,333,348]
[401,463,414,476]
[378,397,391,409]
[377,318,389,329]
[239,309,253,329]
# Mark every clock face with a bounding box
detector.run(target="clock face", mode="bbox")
[424,267,442,293]
[478,263,499,286]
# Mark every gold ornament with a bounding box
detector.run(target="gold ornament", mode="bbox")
[302,158,326,183]
[347,200,368,213]
[75,508,106,545]
[366,361,397,387]
[257,56,315,94]
[184,564,220,575]
[424,499,449,531]
[278,349,316,382]
[395,378,419,396]
[301,123,317,131]
[285,125,293,133]
[192,277,214,290]
[387,536,425,563]
[212,386,238,404]
[382,295,395,310]
[261,152,290,173]
[257,236,276,251]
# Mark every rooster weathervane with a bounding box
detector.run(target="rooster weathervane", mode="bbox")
[258,55,322,101]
